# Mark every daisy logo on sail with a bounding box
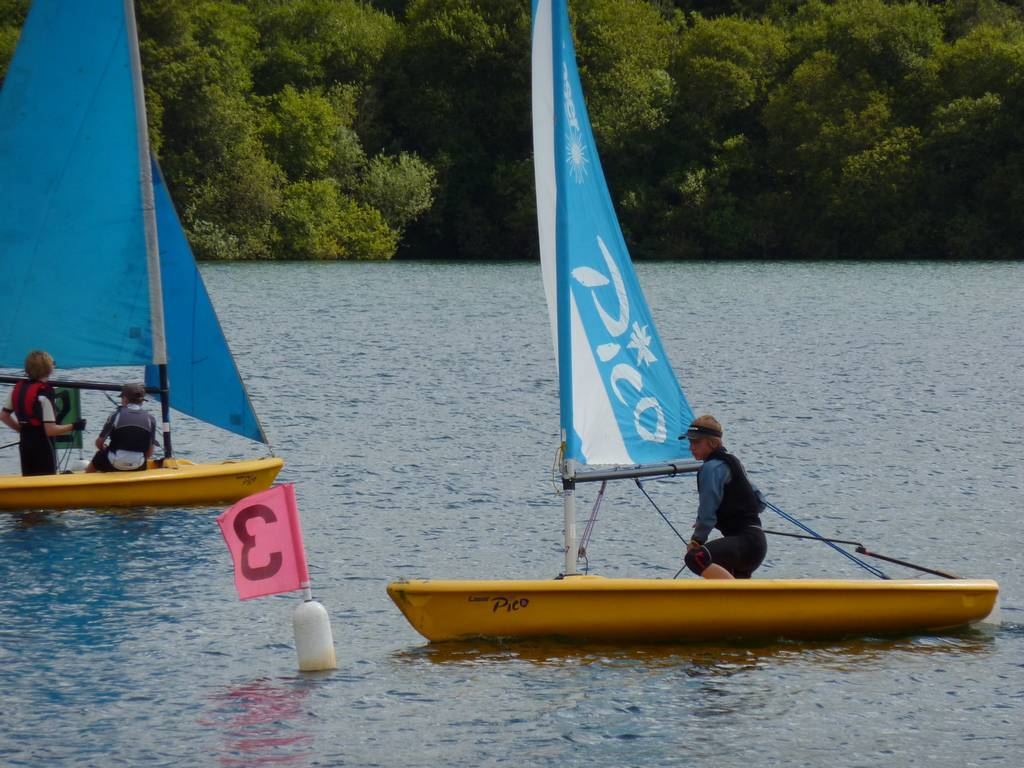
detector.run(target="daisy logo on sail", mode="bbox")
[627,323,657,367]
[562,62,588,183]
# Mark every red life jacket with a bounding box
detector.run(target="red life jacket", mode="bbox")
[12,380,55,427]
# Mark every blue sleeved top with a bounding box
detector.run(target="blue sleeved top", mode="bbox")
[692,458,764,544]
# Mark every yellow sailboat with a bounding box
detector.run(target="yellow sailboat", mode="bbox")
[388,577,998,643]
[0,1,282,509]
[385,0,998,643]
[0,457,283,511]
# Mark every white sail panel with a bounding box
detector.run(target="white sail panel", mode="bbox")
[569,292,628,463]
[532,0,559,368]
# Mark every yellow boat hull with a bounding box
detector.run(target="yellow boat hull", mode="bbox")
[0,456,284,510]
[387,575,999,643]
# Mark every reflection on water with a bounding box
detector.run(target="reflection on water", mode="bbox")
[394,631,996,671]
[2,509,53,530]
[0,504,189,532]
[202,678,314,767]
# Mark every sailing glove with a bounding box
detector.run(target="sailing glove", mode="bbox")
[72,419,86,431]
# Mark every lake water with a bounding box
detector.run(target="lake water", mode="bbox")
[1,261,1021,767]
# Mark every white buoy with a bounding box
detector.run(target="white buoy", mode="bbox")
[293,588,336,671]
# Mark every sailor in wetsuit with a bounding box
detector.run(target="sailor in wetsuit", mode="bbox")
[0,350,85,476]
[86,383,156,472]
[682,414,767,579]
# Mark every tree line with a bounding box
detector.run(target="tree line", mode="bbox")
[2,0,1023,260]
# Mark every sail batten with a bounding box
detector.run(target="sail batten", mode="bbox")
[532,0,694,466]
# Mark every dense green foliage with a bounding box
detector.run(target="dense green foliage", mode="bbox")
[2,0,1023,259]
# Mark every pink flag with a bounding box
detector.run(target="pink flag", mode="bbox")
[217,484,310,600]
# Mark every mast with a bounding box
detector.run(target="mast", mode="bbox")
[562,454,577,577]
[551,0,578,576]
[125,0,172,457]
[552,8,574,454]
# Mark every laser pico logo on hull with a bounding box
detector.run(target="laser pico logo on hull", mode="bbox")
[469,595,531,613]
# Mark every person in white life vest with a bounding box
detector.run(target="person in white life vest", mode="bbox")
[86,383,157,472]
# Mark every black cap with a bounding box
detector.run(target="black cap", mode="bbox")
[679,423,722,440]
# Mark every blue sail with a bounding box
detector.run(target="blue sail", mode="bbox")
[145,160,267,444]
[0,0,153,368]
[0,1,267,447]
[532,0,693,465]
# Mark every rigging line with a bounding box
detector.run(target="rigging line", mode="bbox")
[634,479,689,579]
[0,440,18,451]
[764,500,889,580]
[634,478,688,544]
[577,480,606,561]
[550,444,564,496]
[763,529,864,547]
[765,525,959,579]
[57,445,71,473]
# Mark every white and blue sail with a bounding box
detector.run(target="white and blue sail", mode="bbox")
[0,0,265,445]
[532,0,693,466]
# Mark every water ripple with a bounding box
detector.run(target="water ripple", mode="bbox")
[2,262,1022,767]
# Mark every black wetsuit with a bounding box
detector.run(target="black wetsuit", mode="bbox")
[684,448,767,578]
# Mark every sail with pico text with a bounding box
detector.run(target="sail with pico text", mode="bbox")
[532,0,693,466]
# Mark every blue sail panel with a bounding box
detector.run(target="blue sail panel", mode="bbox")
[0,0,153,368]
[534,0,693,465]
[145,160,267,444]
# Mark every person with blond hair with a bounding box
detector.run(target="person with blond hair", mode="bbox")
[680,414,766,579]
[1,350,85,476]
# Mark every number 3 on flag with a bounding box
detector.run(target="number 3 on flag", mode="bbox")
[218,484,310,600]
[232,504,284,580]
